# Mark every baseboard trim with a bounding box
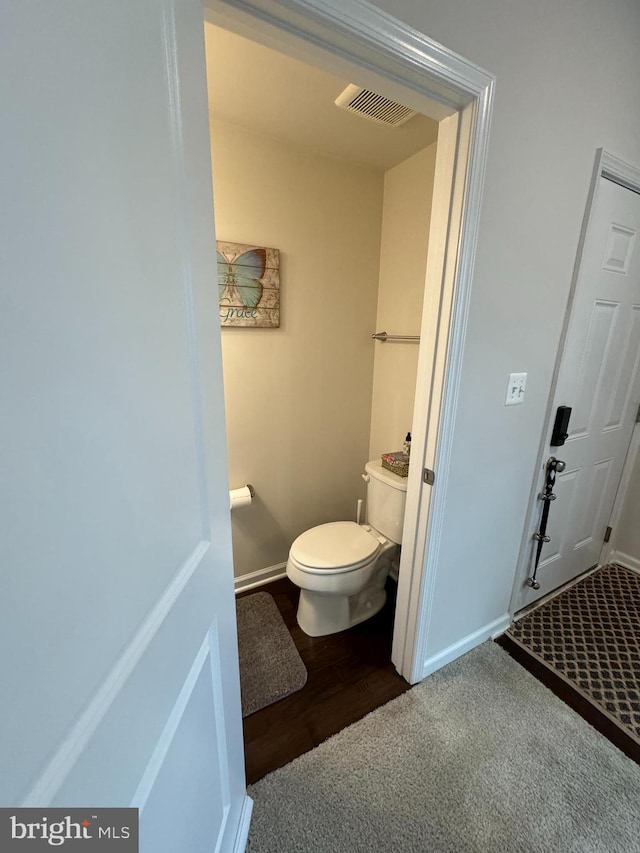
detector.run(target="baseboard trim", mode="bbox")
[234,563,287,594]
[232,794,253,853]
[421,613,511,678]
[609,550,640,575]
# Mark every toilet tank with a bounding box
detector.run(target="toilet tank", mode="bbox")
[364,460,408,544]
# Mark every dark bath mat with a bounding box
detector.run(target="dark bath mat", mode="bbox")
[236,591,307,717]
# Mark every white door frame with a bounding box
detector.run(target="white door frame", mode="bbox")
[205,0,495,683]
[510,149,640,615]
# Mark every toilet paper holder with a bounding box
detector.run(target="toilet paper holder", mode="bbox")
[229,484,255,510]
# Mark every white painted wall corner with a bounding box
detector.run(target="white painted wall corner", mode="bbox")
[421,614,510,679]
[608,550,640,575]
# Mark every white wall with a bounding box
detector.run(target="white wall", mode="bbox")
[365,0,640,659]
[210,120,384,577]
[613,442,640,569]
[369,143,437,460]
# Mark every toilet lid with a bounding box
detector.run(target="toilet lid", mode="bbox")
[290,521,379,571]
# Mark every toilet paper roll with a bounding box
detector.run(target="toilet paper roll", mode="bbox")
[229,485,254,510]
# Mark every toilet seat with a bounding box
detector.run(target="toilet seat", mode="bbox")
[289,521,380,574]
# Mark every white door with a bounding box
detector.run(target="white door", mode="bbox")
[523,176,640,607]
[1,1,250,851]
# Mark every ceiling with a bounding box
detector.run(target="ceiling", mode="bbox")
[204,24,439,173]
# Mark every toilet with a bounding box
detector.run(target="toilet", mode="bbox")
[286,460,408,637]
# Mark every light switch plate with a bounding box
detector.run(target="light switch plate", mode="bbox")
[505,372,527,406]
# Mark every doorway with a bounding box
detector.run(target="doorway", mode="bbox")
[513,150,640,614]
[206,20,440,659]
[206,25,443,767]
[204,0,496,685]
[205,22,439,589]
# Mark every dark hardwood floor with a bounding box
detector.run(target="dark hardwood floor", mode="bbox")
[238,580,640,785]
[237,577,410,784]
[497,634,640,765]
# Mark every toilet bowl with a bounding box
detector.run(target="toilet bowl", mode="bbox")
[286,460,407,637]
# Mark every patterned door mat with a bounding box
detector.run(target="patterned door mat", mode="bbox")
[236,591,307,717]
[507,564,640,743]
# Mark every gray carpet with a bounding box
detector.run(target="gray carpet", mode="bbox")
[247,641,640,852]
[236,591,307,717]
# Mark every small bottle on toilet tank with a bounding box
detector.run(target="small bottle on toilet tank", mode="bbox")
[403,432,411,457]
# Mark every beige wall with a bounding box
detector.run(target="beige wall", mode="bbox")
[369,143,437,460]
[210,120,384,577]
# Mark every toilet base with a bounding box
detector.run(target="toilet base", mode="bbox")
[296,585,387,637]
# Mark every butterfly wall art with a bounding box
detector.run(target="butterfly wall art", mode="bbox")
[216,240,280,328]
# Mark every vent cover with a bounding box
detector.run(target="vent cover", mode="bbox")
[335,84,417,127]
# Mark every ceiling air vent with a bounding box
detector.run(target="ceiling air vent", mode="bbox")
[335,84,417,127]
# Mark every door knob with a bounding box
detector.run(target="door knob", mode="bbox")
[547,457,566,474]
